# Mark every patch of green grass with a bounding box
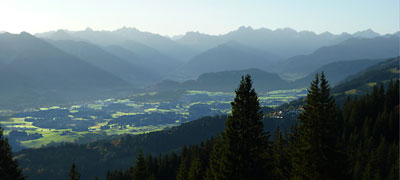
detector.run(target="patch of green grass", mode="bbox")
[111,112,138,118]
[367,82,377,87]
[345,89,357,95]
[20,129,83,148]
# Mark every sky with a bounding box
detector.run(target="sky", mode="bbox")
[0,0,398,36]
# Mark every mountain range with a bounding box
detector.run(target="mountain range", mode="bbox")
[0,32,133,107]
[174,41,281,79]
[36,26,386,62]
[152,68,292,92]
[276,35,399,76]
[153,57,390,92]
[34,27,397,80]
[0,27,397,107]
[48,40,160,85]
[36,28,196,61]
[176,27,382,58]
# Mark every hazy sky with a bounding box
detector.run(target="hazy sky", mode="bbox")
[0,0,398,36]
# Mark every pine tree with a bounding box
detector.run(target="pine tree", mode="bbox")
[272,126,289,180]
[133,150,146,180]
[176,146,188,180]
[187,157,203,180]
[291,72,345,180]
[0,126,25,180]
[69,162,80,180]
[207,133,223,180]
[209,75,271,180]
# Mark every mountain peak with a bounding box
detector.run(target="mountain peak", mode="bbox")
[183,31,212,38]
[53,29,70,36]
[275,27,297,34]
[352,29,380,38]
[115,26,139,33]
[319,31,335,38]
[19,31,36,39]
[237,26,254,32]
[20,31,32,36]
[84,27,94,32]
[298,30,317,37]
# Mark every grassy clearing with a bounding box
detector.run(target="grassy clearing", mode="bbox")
[345,89,357,95]
[21,130,81,148]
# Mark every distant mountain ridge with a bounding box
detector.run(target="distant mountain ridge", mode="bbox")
[175,26,383,58]
[152,68,294,92]
[36,27,197,61]
[332,57,400,96]
[36,26,386,61]
[154,57,390,93]
[176,41,281,78]
[276,35,399,76]
[34,27,395,82]
[295,58,387,86]
[48,40,161,86]
[0,27,395,107]
[0,32,132,107]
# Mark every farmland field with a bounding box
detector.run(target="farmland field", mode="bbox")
[1,88,306,150]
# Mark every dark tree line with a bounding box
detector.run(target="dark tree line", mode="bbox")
[106,74,399,180]
[0,126,25,180]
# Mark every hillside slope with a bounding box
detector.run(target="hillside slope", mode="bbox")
[153,68,293,92]
[178,41,280,78]
[0,32,130,107]
[278,35,399,75]
[332,57,399,97]
[295,58,386,86]
[49,40,160,86]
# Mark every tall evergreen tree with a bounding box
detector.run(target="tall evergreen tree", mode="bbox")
[209,75,271,180]
[291,72,345,180]
[272,126,289,180]
[187,157,203,180]
[0,126,25,180]
[133,150,146,180]
[176,145,188,180]
[69,162,80,180]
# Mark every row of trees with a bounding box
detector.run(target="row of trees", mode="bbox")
[105,74,399,180]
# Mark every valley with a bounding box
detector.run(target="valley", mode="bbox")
[1,88,306,150]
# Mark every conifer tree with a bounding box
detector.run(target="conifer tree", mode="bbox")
[207,134,223,180]
[176,145,188,180]
[209,75,271,180]
[272,126,289,180]
[187,157,203,180]
[133,150,146,180]
[69,162,80,180]
[0,126,25,180]
[291,72,345,180]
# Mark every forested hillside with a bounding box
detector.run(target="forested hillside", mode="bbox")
[105,75,398,180]
[5,69,396,179]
